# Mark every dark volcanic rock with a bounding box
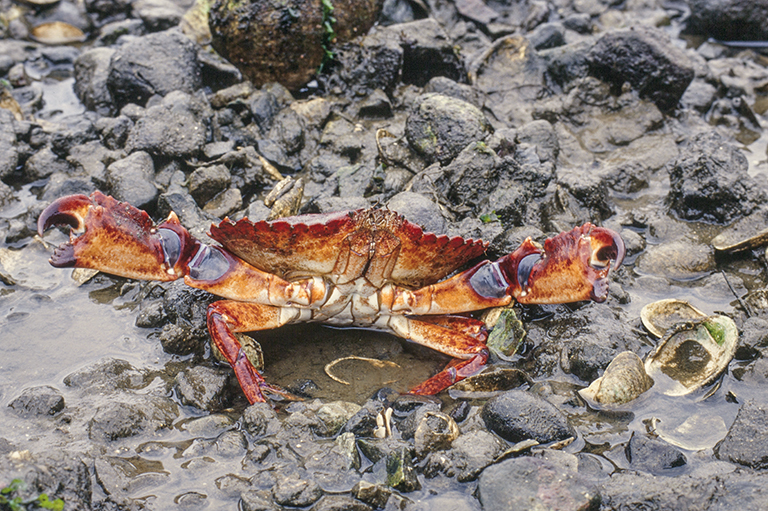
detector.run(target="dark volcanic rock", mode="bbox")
[405,93,491,165]
[8,385,65,417]
[481,389,575,444]
[688,0,768,41]
[107,29,201,108]
[478,456,600,511]
[716,399,768,469]
[668,131,762,224]
[625,433,687,474]
[588,26,694,112]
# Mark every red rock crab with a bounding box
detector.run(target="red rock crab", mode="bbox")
[38,192,625,404]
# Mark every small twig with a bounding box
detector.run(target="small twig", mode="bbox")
[721,269,752,318]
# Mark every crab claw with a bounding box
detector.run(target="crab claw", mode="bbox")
[38,191,198,281]
[503,223,625,304]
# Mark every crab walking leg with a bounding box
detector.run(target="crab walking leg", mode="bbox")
[387,315,490,395]
[207,300,309,403]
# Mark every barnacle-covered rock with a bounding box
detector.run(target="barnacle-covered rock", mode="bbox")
[208,0,383,90]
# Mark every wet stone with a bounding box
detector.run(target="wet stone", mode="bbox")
[715,399,768,469]
[188,164,231,205]
[668,131,763,224]
[387,192,446,235]
[174,365,230,411]
[382,446,420,492]
[481,389,575,444]
[396,18,464,87]
[310,495,372,511]
[107,29,201,108]
[50,114,98,157]
[688,0,768,41]
[351,481,392,509]
[73,47,116,116]
[64,357,145,393]
[0,109,19,179]
[478,456,600,511]
[125,90,211,159]
[272,474,323,508]
[8,385,64,417]
[242,402,281,438]
[451,429,506,482]
[159,323,204,355]
[105,150,158,210]
[24,147,74,182]
[96,115,133,150]
[88,394,178,442]
[406,93,491,165]
[240,489,278,511]
[413,411,460,458]
[182,413,234,437]
[316,401,362,437]
[588,26,693,112]
[344,399,385,437]
[625,433,686,474]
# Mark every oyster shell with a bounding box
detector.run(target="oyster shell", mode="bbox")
[640,298,707,338]
[644,315,738,396]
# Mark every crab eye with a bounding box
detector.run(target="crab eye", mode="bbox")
[517,254,541,289]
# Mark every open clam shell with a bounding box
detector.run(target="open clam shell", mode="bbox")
[644,315,738,396]
[30,21,86,45]
[640,298,707,338]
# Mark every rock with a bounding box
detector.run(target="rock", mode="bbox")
[587,26,694,112]
[64,358,145,393]
[478,456,600,510]
[0,109,19,179]
[242,402,282,437]
[625,433,687,473]
[24,147,74,182]
[386,192,446,234]
[174,365,230,410]
[668,131,762,224]
[688,0,768,41]
[50,114,98,157]
[125,90,211,159]
[413,411,460,458]
[107,29,201,108]
[88,394,178,442]
[316,401,362,437]
[451,429,506,482]
[209,0,381,90]
[8,385,65,417]
[272,473,323,507]
[96,115,133,150]
[331,26,404,97]
[344,399,385,437]
[73,47,115,116]
[188,164,231,205]
[716,399,768,469]
[481,389,575,444]
[105,151,158,209]
[383,446,420,492]
[310,495,372,511]
[396,18,464,87]
[405,93,491,165]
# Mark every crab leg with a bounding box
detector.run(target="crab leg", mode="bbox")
[207,301,307,403]
[386,315,489,394]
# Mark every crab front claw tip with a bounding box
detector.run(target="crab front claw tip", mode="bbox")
[37,194,93,238]
[37,191,195,281]
[588,225,626,270]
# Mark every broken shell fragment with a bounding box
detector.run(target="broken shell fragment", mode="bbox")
[640,298,707,338]
[579,351,653,406]
[30,21,86,45]
[711,206,768,253]
[644,315,738,396]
